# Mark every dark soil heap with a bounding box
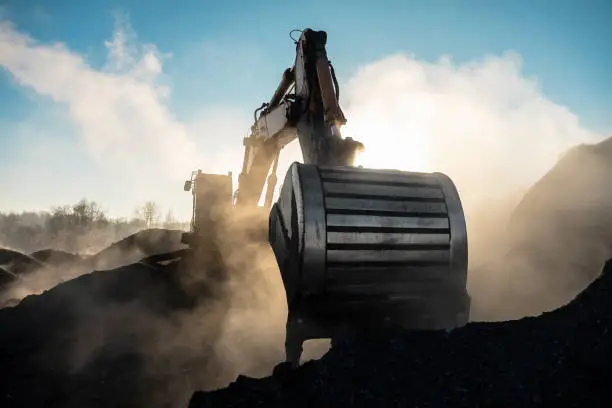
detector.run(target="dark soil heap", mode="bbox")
[29,249,83,266]
[0,260,215,408]
[0,248,44,275]
[90,228,185,270]
[0,228,188,299]
[1,231,611,407]
[506,136,612,313]
[189,259,612,408]
[0,266,15,286]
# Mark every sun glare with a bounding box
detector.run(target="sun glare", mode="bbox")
[353,143,429,173]
[345,122,431,173]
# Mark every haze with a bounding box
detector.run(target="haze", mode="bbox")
[1,2,610,221]
[1,3,612,404]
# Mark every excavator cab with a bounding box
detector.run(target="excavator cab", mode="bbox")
[181,170,233,247]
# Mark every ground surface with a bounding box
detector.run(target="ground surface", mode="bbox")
[0,247,610,407]
[190,259,612,408]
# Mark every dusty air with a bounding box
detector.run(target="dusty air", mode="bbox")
[1,5,611,408]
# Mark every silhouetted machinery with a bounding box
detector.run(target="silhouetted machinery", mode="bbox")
[182,29,470,366]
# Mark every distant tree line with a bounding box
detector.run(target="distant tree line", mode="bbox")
[0,198,189,254]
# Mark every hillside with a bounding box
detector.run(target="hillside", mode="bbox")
[469,136,612,321]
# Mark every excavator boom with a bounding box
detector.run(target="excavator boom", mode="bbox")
[233,29,363,209]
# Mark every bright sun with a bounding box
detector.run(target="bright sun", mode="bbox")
[344,121,431,173]
[353,143,429,172]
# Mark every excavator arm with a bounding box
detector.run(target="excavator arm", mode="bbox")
[234,29,364,209]
[183,28,470,369]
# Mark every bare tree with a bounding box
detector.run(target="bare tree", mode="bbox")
[46,199,107,234]
[0,200,142,253]
[163,209,177,229]
[72,198,106,226]
[136,201,160,228]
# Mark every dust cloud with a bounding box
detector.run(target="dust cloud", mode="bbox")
[468,138,612,320]
[1,13,611,407]
[0,210,286,406]
[50,132,612,406]
[63,206,287,407]
[0,17,314,404]
[333,53,608,321]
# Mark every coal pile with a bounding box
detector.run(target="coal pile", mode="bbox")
[29,249,83,266]
[0,217,290,408]
[0,228,185,277]
[508,136,612,291]
[91,228,185,271]
[0,258,228,408]
[189,259,612,408]
[0,247,85,306]
[0,228,188,306]
[0,266,15,287]
[469,136,612,321]
[0,248,45,276]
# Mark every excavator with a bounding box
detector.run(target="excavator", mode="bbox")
[182,28,470,366]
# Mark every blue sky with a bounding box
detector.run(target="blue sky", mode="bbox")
[0,0,610,219]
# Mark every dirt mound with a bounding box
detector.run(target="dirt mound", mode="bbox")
[0,248,45,275]
[0,229,191,308]
[1,256,610,408]
[0,211,287,408]
[469,136,612,321]
[511,136,612,267]
[189,259,612,408]
[29,249,84,266]
[90,228,187,271]
[0,258,230,408]
[0,266,16,287]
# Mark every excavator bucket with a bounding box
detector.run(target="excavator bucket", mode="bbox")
[269,162,470,365]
